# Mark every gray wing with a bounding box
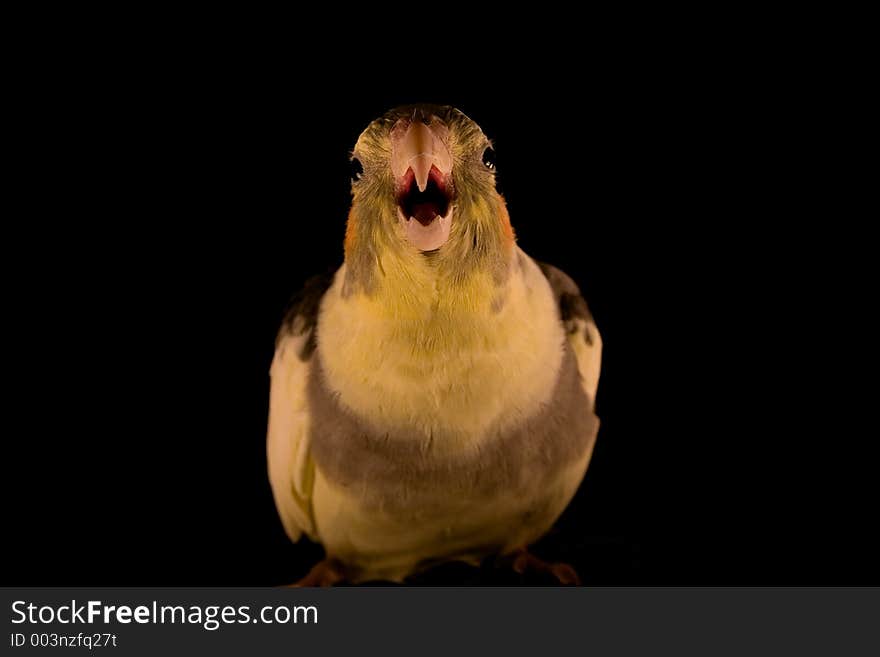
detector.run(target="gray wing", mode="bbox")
[537,261,603,406]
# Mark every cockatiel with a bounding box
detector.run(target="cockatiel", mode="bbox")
[268,105,601,585]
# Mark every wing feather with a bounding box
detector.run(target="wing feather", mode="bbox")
[537,261,603,406]
[266,270,336,542]
[267,334,317,541]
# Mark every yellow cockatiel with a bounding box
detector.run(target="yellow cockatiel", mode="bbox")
[268,105,601,585]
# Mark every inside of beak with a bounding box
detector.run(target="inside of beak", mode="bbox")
[397,167,451,226]
[390,117,455,251]
[393,121,454,225]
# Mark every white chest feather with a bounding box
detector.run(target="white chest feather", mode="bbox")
[316,250,565,455]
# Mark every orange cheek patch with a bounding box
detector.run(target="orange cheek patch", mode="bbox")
[497,195,515,249]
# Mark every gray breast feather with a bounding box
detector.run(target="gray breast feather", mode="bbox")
[307,343,598,513]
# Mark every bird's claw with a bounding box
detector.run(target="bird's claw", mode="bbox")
[288,558,346,587]
[511,549,582,586]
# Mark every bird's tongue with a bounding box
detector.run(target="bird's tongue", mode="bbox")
[411,202,440,226]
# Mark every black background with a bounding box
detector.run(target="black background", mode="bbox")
[5,44,874,585]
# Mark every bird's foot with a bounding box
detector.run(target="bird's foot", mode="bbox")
[288,558,346,587]
[510,549,581,586]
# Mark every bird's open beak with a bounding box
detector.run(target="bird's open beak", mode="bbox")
[391,117,454,252]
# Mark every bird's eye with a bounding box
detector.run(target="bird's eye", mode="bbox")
[481,146,496,170]
[350,157,364,182]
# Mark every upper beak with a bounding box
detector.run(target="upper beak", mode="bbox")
[390,118,452,191]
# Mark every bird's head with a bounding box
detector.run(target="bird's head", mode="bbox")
[343,105,514,296]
